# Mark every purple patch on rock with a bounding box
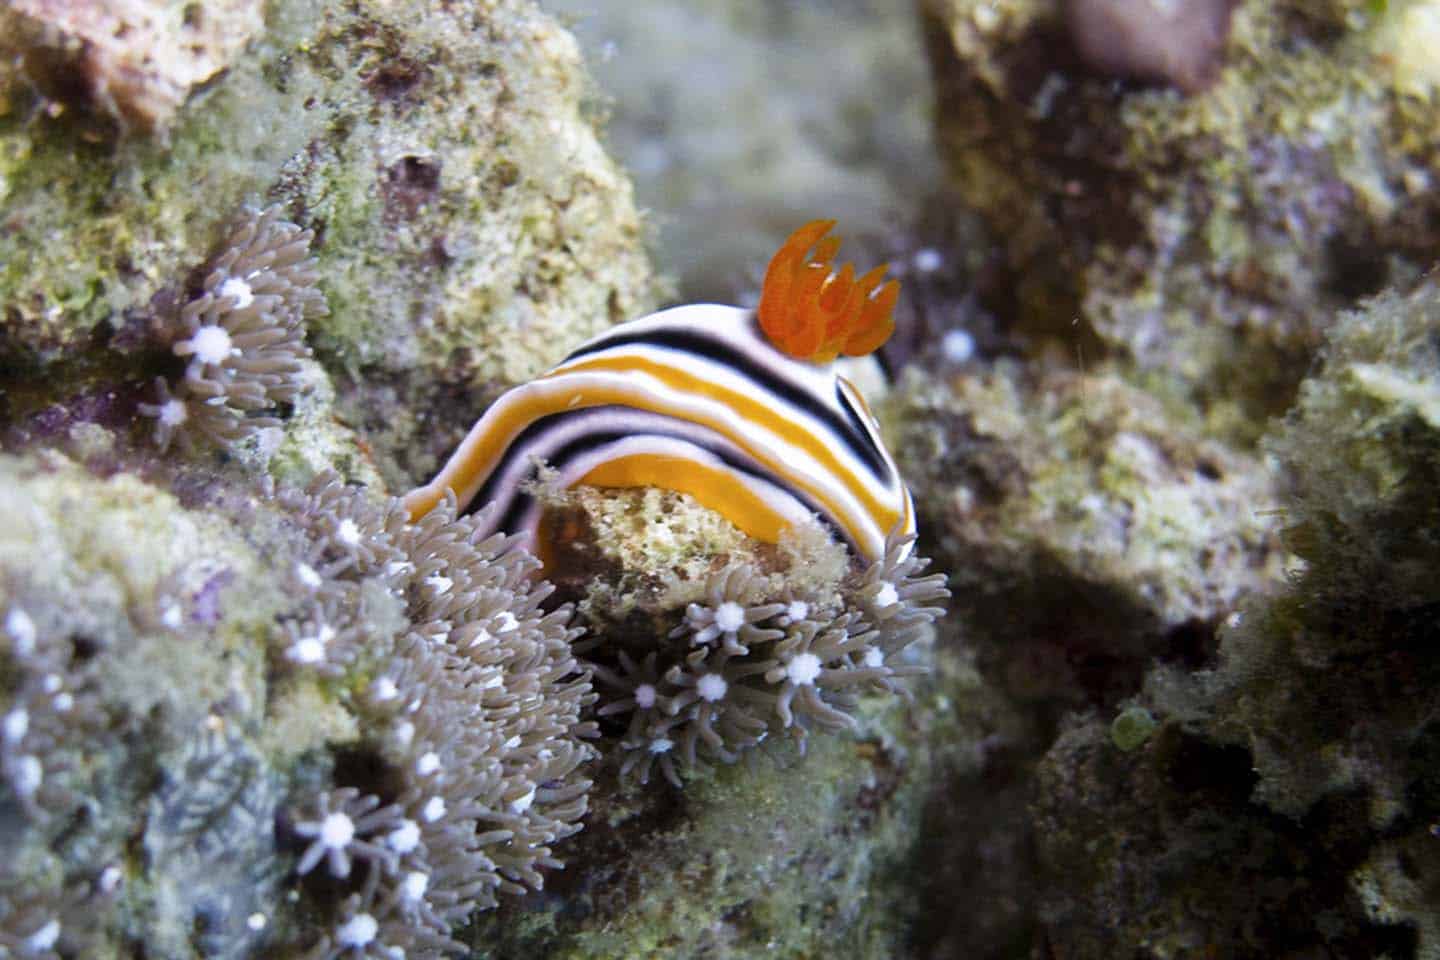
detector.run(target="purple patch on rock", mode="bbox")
[191,569,234,627]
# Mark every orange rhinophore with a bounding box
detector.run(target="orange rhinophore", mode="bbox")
[757,219,900,364]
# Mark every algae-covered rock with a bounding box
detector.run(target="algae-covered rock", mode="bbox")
[1266,278,1440,608]
[921,0,1440,441]
[0,0,659,488]
[1029,275,1440,957]
[0,451,299,957]
[1208,277,1440,825]
[889,359,1284,710]
[1032,707,1413,957]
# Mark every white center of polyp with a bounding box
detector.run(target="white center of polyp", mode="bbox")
[5,608,36,655]
[336,518,362,546]
[714,601,746,633]
[290,637,324,664]
[874,582,899,608]
[3,708,28,743]
[335,913,378,948]
[320,812,354,848]
[912,247,944,273]
[696,673,727,702]
[941,328,976,364]
[189,325,234,366]
[401,871,429,902]
[386,820,420,854]
[218,276,254,309]
[785,652,823,686]
[159,399,188,427]
[422,796,446,822]
[634,683,657,709]
[294,563,322,590]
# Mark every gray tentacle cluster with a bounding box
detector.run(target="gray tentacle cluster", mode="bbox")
[0,600,118,958]
[0,880,115,960]
[591,529,949,787]
[0,604,100,822]
[279,479,596,958]
[139,206,326,450]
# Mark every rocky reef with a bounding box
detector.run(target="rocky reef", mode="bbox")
[920,0,1440,443]
[1030,279,1440,957]
[4,0,1440,956]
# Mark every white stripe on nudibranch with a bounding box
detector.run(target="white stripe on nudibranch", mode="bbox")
[404,221,916,564]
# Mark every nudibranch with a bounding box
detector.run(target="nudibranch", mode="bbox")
[403,220,915,564]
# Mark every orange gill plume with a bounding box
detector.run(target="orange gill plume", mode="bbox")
[757,219,901,364]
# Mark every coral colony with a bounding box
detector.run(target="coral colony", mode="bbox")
[591,532,946,787]
[140,206,327,451]
[1,210,946,957]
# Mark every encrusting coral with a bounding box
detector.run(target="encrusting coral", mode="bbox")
[0,590,124,959]
[276,477,596,957]
[139,206,326,451]
[588,526,948,787]
[0,457,601,959]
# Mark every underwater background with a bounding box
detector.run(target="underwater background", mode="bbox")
[2,0,1439,957]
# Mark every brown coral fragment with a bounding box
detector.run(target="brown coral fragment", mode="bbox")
[1065,0,1238,94]
[6,0,263,135]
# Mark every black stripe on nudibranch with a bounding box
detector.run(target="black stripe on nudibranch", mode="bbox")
[464,406,853,550]
[832,382,891,484]
[564,325,892,482]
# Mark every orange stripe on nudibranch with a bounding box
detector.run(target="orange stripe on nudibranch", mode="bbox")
[405,364,897,557]
[577,454,792,544]
[543,355,901,540]
[757,220,900,364]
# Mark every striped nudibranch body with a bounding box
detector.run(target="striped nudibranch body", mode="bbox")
[404,221,916,564]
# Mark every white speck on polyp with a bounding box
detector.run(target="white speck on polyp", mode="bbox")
[218,276,254,309]
[697,673,727,702]
[188,326,235,366]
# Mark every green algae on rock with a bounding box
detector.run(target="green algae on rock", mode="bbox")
[920,0,1440,442]
[1028,277,1440,957]
[887,359,1285,709]
[0,0,660,490]
[1109,704,1157,752]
